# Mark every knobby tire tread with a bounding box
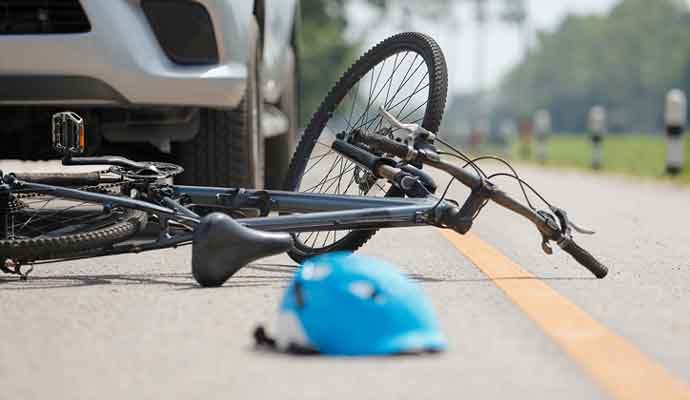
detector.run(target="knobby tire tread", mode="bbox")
[283,32,448,262]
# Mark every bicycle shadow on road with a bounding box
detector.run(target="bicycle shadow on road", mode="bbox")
[0,262,299,291]
[0,264,595,291]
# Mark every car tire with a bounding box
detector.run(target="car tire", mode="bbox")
[265,46,299,189]
[174,18,264,188]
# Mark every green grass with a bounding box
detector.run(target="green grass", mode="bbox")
[510,134,690,184]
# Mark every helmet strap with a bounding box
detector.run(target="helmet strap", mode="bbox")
[253,325,319,355]
[253,325,277,348]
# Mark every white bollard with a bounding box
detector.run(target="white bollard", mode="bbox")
[500,119,517,157]
[588,106,607,170]
[665,89,686,175]
[533,109,551,163]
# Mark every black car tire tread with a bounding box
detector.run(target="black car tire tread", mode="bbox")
[175,18,263,188]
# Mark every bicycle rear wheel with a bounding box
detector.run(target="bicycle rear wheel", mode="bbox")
[0,184,147,263]
[283,32,447,262]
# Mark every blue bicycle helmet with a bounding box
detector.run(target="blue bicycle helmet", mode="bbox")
[254,252,447,355]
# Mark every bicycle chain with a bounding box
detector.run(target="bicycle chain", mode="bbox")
[14,181,126,200]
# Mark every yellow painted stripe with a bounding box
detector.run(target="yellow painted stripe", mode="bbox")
[439,230,690,400]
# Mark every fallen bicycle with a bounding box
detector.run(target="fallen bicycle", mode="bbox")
[0,33,607,284]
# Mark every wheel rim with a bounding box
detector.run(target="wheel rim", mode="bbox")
[294,48,434,252]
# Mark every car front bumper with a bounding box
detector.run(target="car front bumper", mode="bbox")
[0,0,252,109]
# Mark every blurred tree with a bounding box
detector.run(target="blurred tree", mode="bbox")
[298,0,358,126]
[299,0,457,126]
[499,0,690,132]
[371,0,455,22]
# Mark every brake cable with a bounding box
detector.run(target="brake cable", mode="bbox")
[485,173,554,209]
[432,148,558,226]
[435,137,487,179]
[436,145,536,211]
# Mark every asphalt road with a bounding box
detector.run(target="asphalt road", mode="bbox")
[0,160,689,399]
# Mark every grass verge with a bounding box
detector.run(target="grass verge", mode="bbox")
[508,134,690,184]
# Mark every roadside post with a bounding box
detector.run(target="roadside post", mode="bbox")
[469,118,489,154]
[588,106,607,170]
[500,119,517,158]
[664,89,686,176]
[533,109,551,163]
[469,126,481,154]
[519,118,532,159]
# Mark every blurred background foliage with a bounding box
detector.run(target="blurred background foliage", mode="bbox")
[298,0,454,126]
[298,0,357,126]
[301,0,690,134]
[298,0,690,181]
[498,0,690,133]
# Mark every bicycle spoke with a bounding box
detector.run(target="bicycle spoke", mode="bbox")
[17,200,92,234]
[302,163,356,193]
[0,182,134,244]
[295,42,437,253]
[350,53,416,131]
[304,150,335,175]
[359,76,429,131]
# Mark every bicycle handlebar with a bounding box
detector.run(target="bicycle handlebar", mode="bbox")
[559,238,608,278]
[352,132,608,279]
[360,133,417,161]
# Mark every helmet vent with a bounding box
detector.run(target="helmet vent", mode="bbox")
[349,281,381,301]
[301,263,331,280]
[294,282,305,308]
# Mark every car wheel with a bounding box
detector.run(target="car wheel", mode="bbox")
[265,46,299,189]
[174,18,264,188]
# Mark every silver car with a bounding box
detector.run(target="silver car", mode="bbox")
[0,0,300,189]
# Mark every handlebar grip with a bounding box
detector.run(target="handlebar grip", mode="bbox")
[361,134,414,160]
[332,140,380,171]
[560,239,608,279]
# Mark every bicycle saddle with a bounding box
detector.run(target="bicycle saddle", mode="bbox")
[192,212,294,287]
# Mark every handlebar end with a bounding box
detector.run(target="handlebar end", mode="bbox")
[560,238,608,279]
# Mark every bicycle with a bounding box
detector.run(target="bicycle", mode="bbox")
[0,33,607,285]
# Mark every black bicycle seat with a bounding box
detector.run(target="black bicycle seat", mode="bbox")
[192,213,294,287]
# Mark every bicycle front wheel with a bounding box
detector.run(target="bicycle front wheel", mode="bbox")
[283,32,448,262]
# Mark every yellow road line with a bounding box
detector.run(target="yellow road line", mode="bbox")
[439,230,690,400]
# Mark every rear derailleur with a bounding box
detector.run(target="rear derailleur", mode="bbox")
[0,173,32,280]
[0,259,32,281]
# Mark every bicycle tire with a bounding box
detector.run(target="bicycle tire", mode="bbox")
[0,188,148,262]
[283,32,447,262]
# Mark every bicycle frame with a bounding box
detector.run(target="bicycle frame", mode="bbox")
[175,186,446,231]
[8,139,608,281]
[6,117,607,281]
[14,180,454,263]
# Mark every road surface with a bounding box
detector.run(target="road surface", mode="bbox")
[0,160,689,399]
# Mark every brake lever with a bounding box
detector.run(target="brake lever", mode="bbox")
[551,206,596,236]
[568,220,596,235]
[379,106,436,144]
[537,210,560,255]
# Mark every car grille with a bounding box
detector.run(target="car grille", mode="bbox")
[0,0,91,34]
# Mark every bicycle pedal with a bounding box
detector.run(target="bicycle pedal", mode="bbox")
[52,111,86,156]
